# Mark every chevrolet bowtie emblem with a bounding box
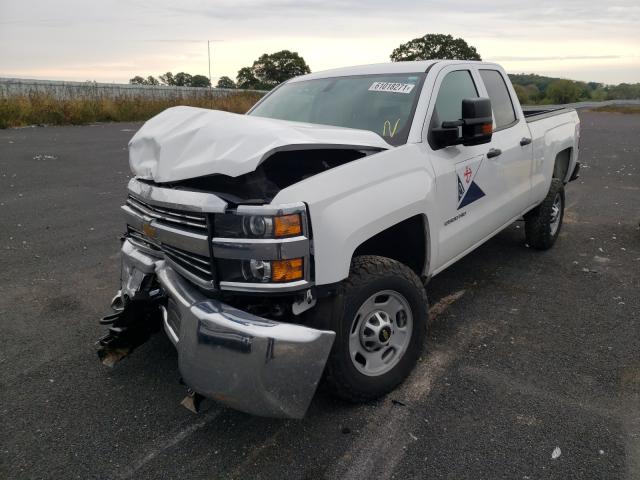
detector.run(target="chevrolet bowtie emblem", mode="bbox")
[142,222,157,239]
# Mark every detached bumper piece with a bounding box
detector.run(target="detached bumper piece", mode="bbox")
[97,241,165,366]
[100,240,335,419]
[97,295,163,367]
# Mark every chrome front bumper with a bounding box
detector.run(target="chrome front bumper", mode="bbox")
[120,239,335,419]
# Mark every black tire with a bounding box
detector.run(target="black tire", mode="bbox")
[524,178,565,250]
[323,255,428,402]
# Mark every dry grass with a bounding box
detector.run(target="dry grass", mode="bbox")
[587,105,640,114]
[0,91,264,128]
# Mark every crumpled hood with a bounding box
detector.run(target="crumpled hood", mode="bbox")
[128,106,390,182]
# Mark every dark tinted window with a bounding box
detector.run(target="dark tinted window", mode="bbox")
[480,69,516,129]
[432,70,478,125]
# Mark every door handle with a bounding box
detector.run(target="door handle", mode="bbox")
[487,148,502,159]
[520,137,532,146]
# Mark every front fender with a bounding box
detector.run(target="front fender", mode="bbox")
[272,145,436,285]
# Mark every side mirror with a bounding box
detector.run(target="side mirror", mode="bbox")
[432,97,493,148]
[459,97,493,146]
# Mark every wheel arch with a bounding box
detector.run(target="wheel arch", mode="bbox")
[553,147,573,183]
[351,213,431,280]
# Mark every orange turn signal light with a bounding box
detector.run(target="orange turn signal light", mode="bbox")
[271,258,304,282]
[274,213,302,237]
[482,122,493,135]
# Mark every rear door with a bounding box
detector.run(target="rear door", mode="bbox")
[424,65,509,270]
[477,68,533,218]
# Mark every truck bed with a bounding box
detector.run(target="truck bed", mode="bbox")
[522,106,575,123]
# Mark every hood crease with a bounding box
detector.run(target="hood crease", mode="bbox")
[128,106,390,183]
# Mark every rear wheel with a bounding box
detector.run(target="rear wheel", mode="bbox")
[323,255,428,402]
[524,178,565,250]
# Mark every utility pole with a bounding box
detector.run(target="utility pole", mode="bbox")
[208,40,212,108]
[207,40,224,92]
[208,40,212,85]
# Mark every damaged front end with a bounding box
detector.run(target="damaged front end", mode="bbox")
[97,178,335,419]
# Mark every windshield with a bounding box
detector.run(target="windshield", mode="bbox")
[249,73,426,146]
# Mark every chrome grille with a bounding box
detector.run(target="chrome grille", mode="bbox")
[162,243,213,280]
[126,195,208,232]
[124,194,214,288]
[127,226,160,251]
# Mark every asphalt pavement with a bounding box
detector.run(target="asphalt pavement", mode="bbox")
[1,111,639,479]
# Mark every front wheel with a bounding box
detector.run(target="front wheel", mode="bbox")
[524,178,565,250]
[323,255,428,402]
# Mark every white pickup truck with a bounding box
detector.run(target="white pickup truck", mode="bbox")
[98,60,580,418]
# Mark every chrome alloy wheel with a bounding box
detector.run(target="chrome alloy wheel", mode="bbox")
[348,290,413,376]
[550,192,562,236]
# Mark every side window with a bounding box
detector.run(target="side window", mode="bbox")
[479,69,516,129]
[432,70,478,126]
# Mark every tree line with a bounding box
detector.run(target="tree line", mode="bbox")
[129,72,211,87]
[129,34,640,104]
[509,74,640,105]
[129,49,310,90]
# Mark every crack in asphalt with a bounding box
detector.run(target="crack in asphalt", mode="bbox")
[116,408,223,479]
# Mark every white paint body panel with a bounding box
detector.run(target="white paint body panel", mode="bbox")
[128,106,389,182]
[273,144,438,284]
[128,61,579,286]
[280,62,578,283]
[527,113,580,202]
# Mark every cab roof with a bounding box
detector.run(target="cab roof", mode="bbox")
[289,60,498,82]
[289,60,439,82]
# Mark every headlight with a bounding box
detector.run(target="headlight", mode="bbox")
[243,216,273,237]
[212,204,309,288]
[215,213,303,239]
[244,259,272,282]
[241,258,304,283]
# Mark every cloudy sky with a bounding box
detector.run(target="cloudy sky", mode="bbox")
[1,0,638,85]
